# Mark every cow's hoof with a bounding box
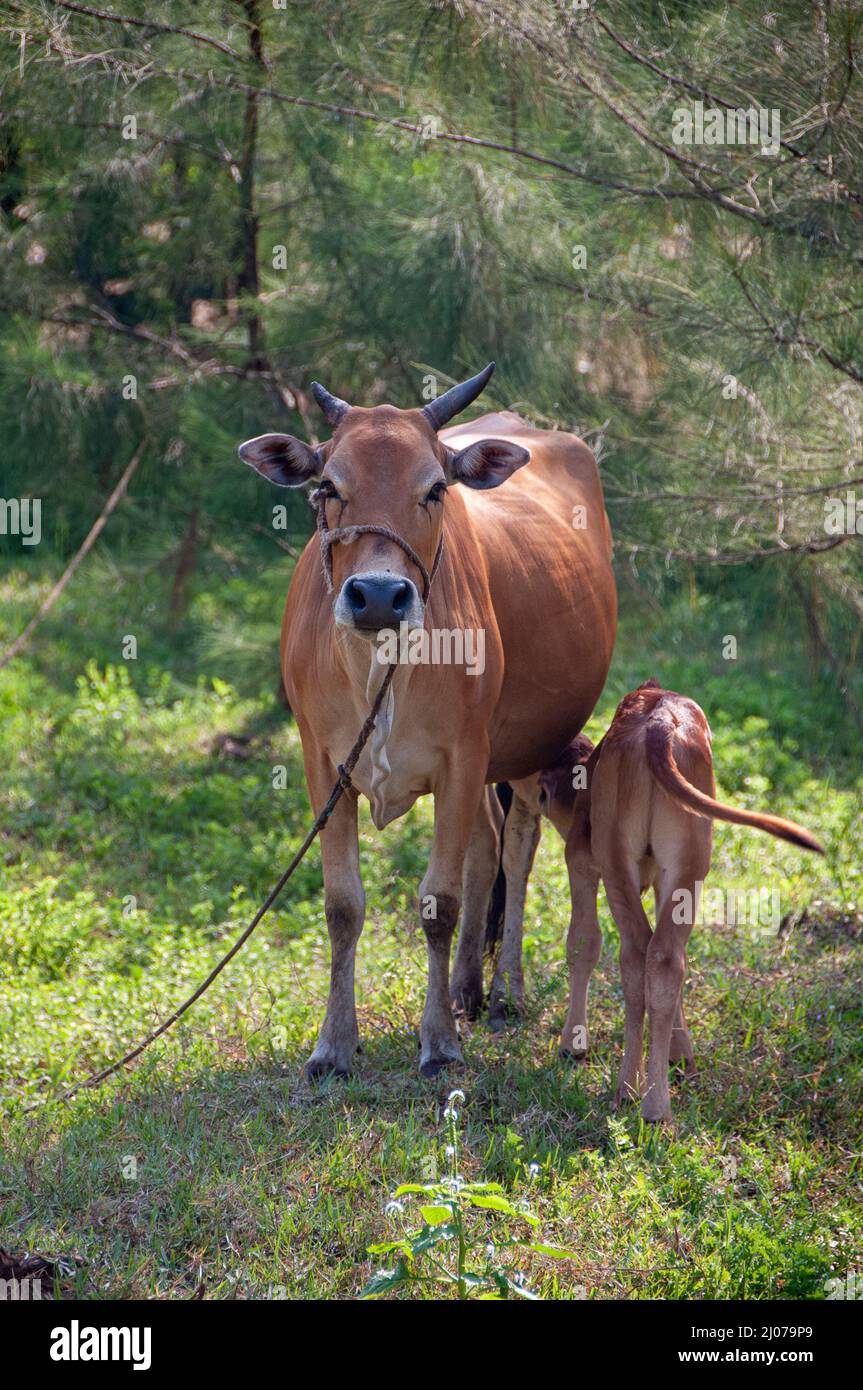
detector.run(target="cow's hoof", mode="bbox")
[419,1044,464,1079]
[559,1045,589,1063]
[450,981,484,1022]
[419,1057,452,1079]
[305,1054,352,1083]
[487,999,522,1033]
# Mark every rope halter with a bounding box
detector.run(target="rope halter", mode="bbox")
[313,493,444,602]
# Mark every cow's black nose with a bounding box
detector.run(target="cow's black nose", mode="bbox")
[344,575,412,630]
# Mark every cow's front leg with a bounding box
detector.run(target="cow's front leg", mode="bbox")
[450,788,503,1020]
[488,793,541,1030]
[304,754,365,1081]
[419,758,486,1077]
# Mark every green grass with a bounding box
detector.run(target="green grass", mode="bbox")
[1,554,862,1299]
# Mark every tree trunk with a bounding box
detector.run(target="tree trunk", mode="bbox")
[236,0,265,369]
[169,507,199,625]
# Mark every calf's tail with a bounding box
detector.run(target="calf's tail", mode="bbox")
[644,721,824,854]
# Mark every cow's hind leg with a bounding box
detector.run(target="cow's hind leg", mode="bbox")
[304,756,365,1081]
[419,756,486,1077]
[488,792,541,1030]
[451,788,503,1020]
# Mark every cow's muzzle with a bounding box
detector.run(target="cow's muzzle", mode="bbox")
[334,570,424,635]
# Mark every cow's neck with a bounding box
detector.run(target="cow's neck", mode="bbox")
[330,626,411,828]
[331,625,392,694]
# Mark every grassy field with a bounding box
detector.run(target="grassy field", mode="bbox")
[1,548,862,1300]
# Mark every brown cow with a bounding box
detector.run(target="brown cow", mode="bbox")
[534,680,823,1121]
[239,365,616,1078]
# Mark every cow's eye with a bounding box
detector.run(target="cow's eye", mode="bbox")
[424,481,447,505]
[316,479,343,503]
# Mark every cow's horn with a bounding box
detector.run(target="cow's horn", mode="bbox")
[421,362,495,430]
[311,381,351,428]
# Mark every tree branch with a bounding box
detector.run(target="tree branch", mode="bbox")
[50,0,244,61]
[595,14,861,205]
[0,439,147,670]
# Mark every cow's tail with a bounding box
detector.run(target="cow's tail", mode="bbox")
[485,782,513,956]
[644,721,824,854]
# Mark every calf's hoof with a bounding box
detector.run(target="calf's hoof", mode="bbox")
[640,1087,673,1124]
[670,1055,696,1080]
[613,1076,643,1108]
[559,1044,589,1063]
[641,1104,674,1126]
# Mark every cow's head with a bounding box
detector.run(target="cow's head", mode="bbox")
[238,363,529,636]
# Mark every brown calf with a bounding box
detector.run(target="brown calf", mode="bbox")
[536,679,823,1122]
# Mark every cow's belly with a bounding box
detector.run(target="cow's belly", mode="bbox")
[487,703,598,784]
[483,551,615,780]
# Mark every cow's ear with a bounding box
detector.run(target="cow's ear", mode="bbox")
[446,438,530,490]
[238,433,320,487]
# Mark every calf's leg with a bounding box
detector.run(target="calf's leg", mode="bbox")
[603,860,652,1106]
[668,969,696,1075]
[641,814,710,1118]
[559,832,601,1059]
[641,908,689,1123]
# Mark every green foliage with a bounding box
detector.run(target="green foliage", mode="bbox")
[361,1089,561,1299]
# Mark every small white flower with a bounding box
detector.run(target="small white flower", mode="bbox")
[385,1200,404,1217]
[528,1162,540,1179]
[447,1088,466,1104]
